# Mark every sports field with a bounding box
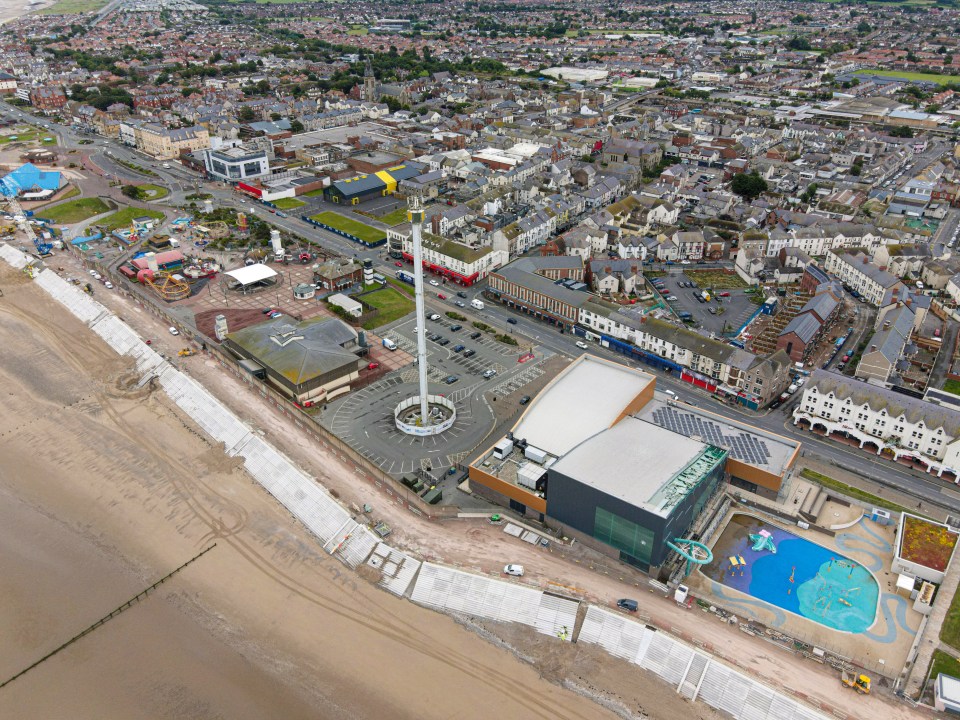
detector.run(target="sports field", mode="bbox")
[854,69,960,85]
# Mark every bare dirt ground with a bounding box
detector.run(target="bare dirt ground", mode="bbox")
[11,252,930,720]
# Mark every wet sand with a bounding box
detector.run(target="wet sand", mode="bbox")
[0,265,613,720]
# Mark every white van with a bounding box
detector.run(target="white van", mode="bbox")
[382,338,397,350]
[471,298,484,310]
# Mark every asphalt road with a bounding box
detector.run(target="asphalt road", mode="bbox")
[8,100,959,514]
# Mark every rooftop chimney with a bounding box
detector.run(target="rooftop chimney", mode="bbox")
[862,255,869,264]
[431,213,441,235]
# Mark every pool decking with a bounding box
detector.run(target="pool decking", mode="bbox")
[687,507,921,677]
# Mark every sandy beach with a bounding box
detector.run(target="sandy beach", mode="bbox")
[0,256,726,720]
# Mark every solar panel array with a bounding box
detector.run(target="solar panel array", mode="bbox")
[650,406,772,467]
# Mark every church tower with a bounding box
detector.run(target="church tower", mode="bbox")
[363,58,377,102]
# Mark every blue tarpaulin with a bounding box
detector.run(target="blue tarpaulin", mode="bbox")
[0,163,61,197]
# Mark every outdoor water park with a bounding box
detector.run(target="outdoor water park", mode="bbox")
[684,502,945,679]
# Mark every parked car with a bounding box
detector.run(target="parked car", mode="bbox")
[576,341,589,349]
[455,301,466,308]
[450,324,462,332]
[667,295,678,301]
[837,363,846,371]
[429,333,441,341]
[457,291,467,298]
[276,211,287,218]
[168,326,179,335]
[453,344,465,353]
[428,313,441,321]
[470,331,482,340]
[443,374,459,385]
[395,261,403,267]
[718,291,730,297]
[262,307,275,314]
[483,369,497,379]
[429,279,440,287]
[437,293,447,300]
[617,598,638,612]
[503,564,524,576]
[270,311,283,318]
[708,307,716,314]
[367,361,380,370]
[437,337,450,346]
[104,281,113,289]
[463,349,476,358]
[519,395,531,405]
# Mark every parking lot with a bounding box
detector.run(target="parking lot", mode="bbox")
[654,271,759,335]
[319,312,552,478]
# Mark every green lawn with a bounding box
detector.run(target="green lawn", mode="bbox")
[100,207,165,231]
[0,130,38,144]
[854,69,960,85]
[384,275,415,297]
[941,589,960,649]
[39,197,110,224]
[374,207,410,226]
[138,184,169,200]
[347,25,368,35]
[304,188,326,197]
[273,197,306,210]
[799,469,924,517]
[359,287,414,329]
[943,380,960,396]
[310,211,386,244]
[684,270,748,289]
[57,186,80,201]
[930,650,960,682]
[39,0,109,13]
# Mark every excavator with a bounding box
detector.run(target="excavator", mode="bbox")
[841,671,871,695]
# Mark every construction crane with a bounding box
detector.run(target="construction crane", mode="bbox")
[5,196,52,257]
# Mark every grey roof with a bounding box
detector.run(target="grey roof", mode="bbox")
[495,264,589,309]
[806,369,960,436]
[642,318,746,365]
[780,313,821,344]
[800,292,839,323]
[548,416,710,518]
[868,306,914,363]
[225,316,358,386]
[637,399,798,476]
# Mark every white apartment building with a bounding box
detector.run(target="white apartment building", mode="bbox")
[822,250,905,306]
[793,370,960,477]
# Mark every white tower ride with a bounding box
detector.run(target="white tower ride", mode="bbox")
[409,194,430,423]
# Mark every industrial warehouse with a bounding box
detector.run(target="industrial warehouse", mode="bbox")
[469,355,799,573]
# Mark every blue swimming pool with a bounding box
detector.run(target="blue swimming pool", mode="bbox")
[702,514,879,633]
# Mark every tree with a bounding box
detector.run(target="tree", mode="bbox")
[731,172,768,201]
[787,36,812,51]
[856,21,872,34]
[121,185,146,200]
[238,106,256,122]
[889,125,914,138]
[289,119,304,133]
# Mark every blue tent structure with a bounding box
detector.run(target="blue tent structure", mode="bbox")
[0,163,62,197]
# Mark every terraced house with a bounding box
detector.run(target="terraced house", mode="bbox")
[794,370,960,479]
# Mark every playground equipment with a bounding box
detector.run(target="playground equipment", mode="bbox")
[749,531,777,553]
[841,672,870,695]
[177,348,196,357]
[667,538,714,577]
